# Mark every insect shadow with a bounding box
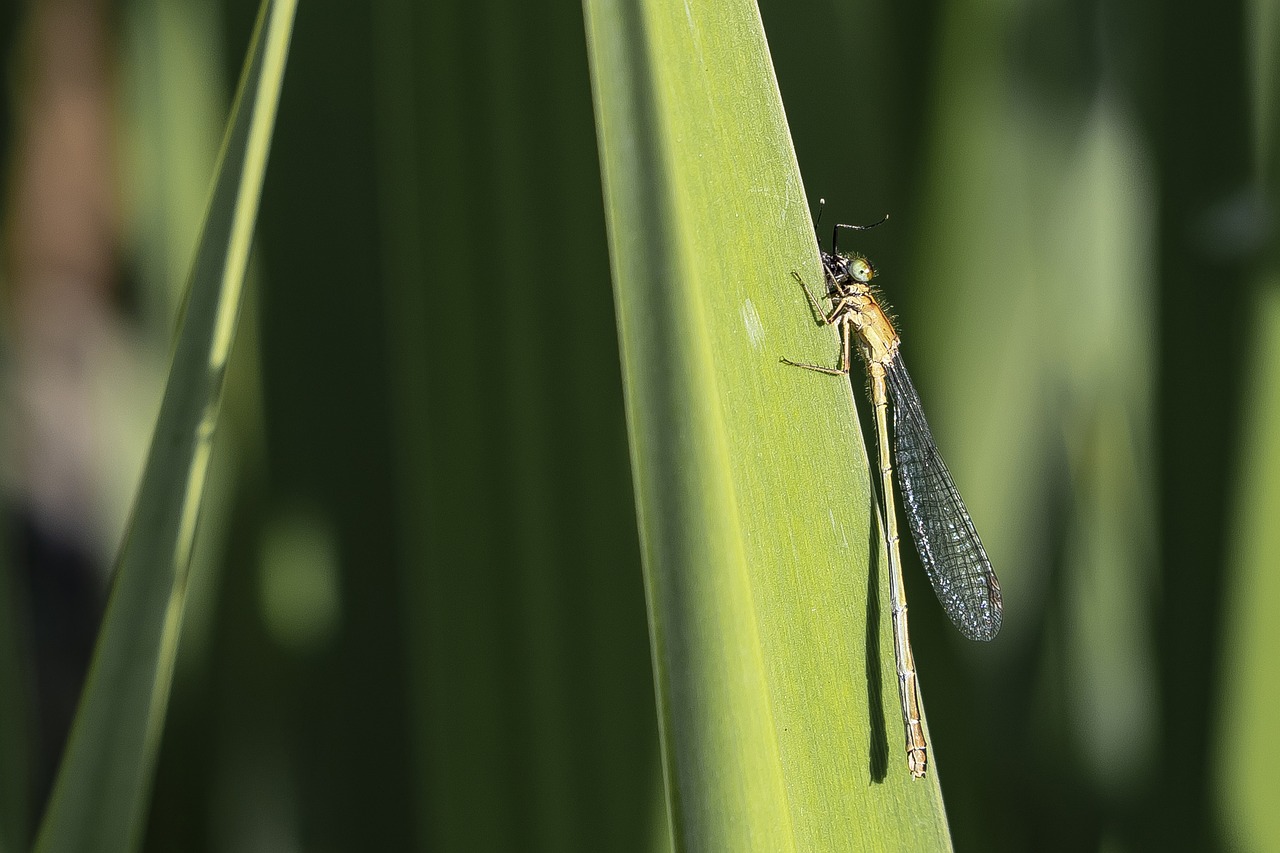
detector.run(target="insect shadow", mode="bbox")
[865,463,890,783]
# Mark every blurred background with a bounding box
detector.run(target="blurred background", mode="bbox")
[0,0,1276,851]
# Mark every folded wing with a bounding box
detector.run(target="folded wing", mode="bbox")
[885,354,1003,641]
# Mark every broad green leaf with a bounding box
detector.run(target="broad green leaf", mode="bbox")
[33,1,297,850]
[582,0,952,849]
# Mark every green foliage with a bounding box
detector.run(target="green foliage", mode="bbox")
[32,1,296,849]
[0,0,1276,850]
[584,0,950,848]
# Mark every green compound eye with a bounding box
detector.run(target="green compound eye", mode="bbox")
[851,257,874,283]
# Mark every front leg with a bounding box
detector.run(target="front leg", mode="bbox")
[791,271,838,326]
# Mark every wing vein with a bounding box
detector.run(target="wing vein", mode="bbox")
[885,354,1003,641]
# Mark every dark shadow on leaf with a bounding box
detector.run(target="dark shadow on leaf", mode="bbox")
[865,494,889,783]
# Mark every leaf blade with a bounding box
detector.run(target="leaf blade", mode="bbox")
[33,1,297,850]
[583,0,954,848]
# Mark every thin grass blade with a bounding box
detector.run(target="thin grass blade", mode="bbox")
[33,1,297,849]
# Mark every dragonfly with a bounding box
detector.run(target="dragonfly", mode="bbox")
[781,210,1003,779]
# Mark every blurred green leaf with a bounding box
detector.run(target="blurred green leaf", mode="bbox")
[373,0,662,848]
[1216,279,1280,853]
[32,1,296,850]
[120,0,228,333]
[583,0,952,848]
[1215,0,1280,843]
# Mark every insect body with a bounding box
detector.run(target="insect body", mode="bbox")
[783,219,1003,778]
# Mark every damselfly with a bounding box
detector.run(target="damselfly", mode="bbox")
[782,211,1003,779]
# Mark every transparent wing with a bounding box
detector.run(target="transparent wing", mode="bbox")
[885,354,1003,641]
